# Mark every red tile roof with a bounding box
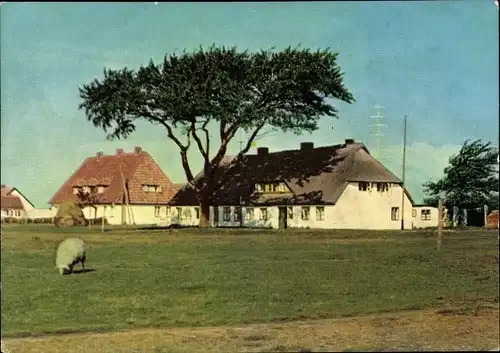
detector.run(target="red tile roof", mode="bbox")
[49,148,179,205]
[1,195,24,210]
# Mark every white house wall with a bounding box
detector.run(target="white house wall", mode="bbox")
[329,182,415,230]
[201,182,417,230]
[412,206,439,228]
[1,209,27,219]
[26,208,57,219]
[82,204,175,226]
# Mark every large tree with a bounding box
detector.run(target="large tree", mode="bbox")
[79,45,355,227]
[422,139,499,209]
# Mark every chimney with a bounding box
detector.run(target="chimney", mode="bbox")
[134,146,142,154]
[116,148,124,156]
[300,142,314,151]
[257,147,269,156]
[96,151,104,159]
[345,138,355,145]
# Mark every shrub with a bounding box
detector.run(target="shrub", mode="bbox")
[54,202,86,227]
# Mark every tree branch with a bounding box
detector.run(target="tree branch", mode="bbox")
[190,120,209,161]
[237,121,266,158]
[201,119,210,161]
[137,109,197,188]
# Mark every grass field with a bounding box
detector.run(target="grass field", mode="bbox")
[1,224,499,351]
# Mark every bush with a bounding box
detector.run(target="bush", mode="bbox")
[54,202,86,227]
[1,217,19,224]
[27,217,54,224]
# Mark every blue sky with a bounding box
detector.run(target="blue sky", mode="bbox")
[1,1,498,208]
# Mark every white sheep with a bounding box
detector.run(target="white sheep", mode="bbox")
[55,238,87,275]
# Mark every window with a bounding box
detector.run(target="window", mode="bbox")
[412,209,417,218]
[142,184,161,193]
[72,187,80,195]
[260,208,268,221]
[83,186,91,194]
[223,207,231,222]
[245,208,254,220]
[391,207,400,221]
[301,206,310,220]
[377,183,389,192]
[176,207,182,219]
[264,184,271,192]
[154,206,161,217]
[166,206,171,216]
[358,182,369,191]
[287,206,293,220]
[233,207,241,222]
[316,206,325,221]
[183,208,192,220]
[421,209,431,221]
[255,184,263,192]
[97,186,105,194]
[194,207,200,219]
[277,183,287,193]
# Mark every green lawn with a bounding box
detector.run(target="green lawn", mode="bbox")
[1,224,498,338]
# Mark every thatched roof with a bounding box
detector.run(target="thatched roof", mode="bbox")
[169,140,411,206]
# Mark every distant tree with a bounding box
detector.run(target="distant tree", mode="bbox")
[75,189,102,229]
[423,139,499,210]
[78,45,355,227]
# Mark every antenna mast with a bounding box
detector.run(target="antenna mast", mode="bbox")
[370,105,386,160]
[401,114,408,231]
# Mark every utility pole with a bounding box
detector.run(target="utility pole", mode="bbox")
[401,115,407,231]
[370,105,386,161]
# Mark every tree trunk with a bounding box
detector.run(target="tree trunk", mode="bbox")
[199,200,211,228]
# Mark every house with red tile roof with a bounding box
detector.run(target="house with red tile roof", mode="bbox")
[1,185,35,219]
[169,139,435,230]
[49,146,180,225]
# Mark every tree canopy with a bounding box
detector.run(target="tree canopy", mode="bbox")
[78,45,355,226]
[423,139,499,209]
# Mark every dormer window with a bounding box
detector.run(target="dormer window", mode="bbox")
[73,187,80,195]
[255,182,288,193]
[142,184,161,193]
[82,186,91,194]
[276,183,287,192]
[97,186,105,194]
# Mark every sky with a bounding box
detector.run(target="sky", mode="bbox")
[1,1,498,208]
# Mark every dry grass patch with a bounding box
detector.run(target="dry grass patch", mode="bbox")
[3,307,498,353]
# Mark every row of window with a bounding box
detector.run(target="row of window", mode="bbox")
[73,184,161,195]
[226,206,325,222]
[391,207,432,221]
[155,206,327,222]
[2,210,22,217]
[154,206,200,220]
[254,183,288,193]
[359,182,391,192]
[143,184,161,193]
[73,186,106,194]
